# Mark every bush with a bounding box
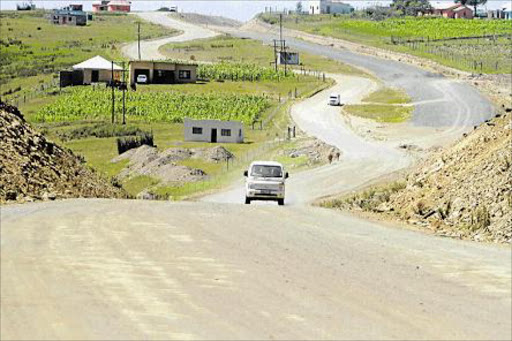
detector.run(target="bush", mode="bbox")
[117,132,154,154]
[56,123,149,141]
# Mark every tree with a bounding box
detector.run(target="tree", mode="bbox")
[296,1,303,14]
[391,0,431,16]
[456,0,487,15]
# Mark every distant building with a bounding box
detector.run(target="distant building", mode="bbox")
[129,61,197,85]
[184,118,244,143]
[92,0,131,13]
[72,55,122,84]
[16,2,36,10]
[431,3,474,19]
[276,51,300,65]
[51,5,88,25]
[308,0,353,15]
[501,2,512,19]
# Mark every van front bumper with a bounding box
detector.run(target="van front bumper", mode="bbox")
[246,189,284,199]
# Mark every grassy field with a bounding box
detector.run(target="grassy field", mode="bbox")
[159,34,368,76]
[344,86,412,123]
[4,12,337,199]
[260,14,512,74]
[0,10,177,96]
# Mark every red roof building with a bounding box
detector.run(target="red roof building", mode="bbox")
[92,0,130,13]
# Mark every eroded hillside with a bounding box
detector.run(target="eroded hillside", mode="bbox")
[326,112,512,243]
[0,102,126,203]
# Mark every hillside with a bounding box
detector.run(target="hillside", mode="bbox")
[0,102,126,203]
[325,112,512,243]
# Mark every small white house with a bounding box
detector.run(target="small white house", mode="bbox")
[184,118,244,143]
[277,51,300,65]
[309,0,353,14]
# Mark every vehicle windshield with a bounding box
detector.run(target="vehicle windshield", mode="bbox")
[251,165,283,177]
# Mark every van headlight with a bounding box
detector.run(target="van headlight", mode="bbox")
[248,183,258,190]
[278,183,285,191]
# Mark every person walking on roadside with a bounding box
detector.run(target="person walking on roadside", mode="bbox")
[328,153,333,164]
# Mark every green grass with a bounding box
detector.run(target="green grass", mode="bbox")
[262,14,512,74]
[362,87,410,104]
[0,10,178,95]
[159,35,367,76]
[35,87,271,124]
[121,175,160,196]
[344,104,412,123]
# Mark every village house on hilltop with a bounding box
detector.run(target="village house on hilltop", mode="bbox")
[92,0,131,13]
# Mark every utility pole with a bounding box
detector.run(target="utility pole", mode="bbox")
[111,60,115,124]
[279,13,283,43]
[279,14,287,76]
[137,22,141,60]
[273,40,278,72]
[122,61,126,125]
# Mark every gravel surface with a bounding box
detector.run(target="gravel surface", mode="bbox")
[1,199,510,340]
[122,12,218,60]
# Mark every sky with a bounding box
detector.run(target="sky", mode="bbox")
[1,0,508,21]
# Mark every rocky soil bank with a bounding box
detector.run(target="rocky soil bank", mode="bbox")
[0,102,126,204]
[325,113,512,243]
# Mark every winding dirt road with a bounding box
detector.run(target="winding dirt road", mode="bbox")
[1,13,510,340]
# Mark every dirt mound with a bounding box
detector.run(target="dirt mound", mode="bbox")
[113,145,209,184]
[191,146,234,162]
[332,113,511,243]
[0,102,126,203]
[281,138,341,165]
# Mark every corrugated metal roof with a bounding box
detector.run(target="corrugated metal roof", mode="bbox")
[73,56,122,70]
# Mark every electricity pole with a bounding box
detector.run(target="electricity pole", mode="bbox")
[111,60,115,124]
[137,22,141,60]
[122,61,126,125]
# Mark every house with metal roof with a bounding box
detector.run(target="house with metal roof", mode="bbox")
[51,5,87,26]
[72,56,122,84]
[92,0,131,12]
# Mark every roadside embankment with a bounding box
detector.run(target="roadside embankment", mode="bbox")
[323,112,512,244]
[0,102,126,204]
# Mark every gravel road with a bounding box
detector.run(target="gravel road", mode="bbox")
[203,74,412,205]
[216,22,495,128]
[1,13,509,340]
[2,199,511,340]
[122,12,218,60]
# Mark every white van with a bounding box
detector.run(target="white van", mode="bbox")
[328,93,341,106]
[244,161,288,206]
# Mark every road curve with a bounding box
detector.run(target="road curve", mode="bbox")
[203,74,412,205]
[122,12,218,60]
[1,13,509,341]
[216,22,495,129]
[1,199,511,340]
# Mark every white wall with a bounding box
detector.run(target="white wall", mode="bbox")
[184,118,244,143]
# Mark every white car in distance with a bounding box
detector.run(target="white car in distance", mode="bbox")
[136,74,148,84]
[244,161,288,206]
[328,93,342,106]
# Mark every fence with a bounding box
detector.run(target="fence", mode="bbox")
[2,77,60,108]
[390,34,512,73]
